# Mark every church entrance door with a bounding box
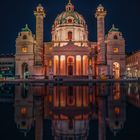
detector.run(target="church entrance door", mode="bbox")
[67,56,74,76]
[68,65,73,76]
[113,62,120,79]
[22,63,29,79]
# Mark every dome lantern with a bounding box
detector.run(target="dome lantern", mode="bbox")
[65,0,74,11]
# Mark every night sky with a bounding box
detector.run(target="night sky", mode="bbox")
[0,0,140,54]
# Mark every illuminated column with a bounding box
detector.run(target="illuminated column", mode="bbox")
[65,55,67,75]
[95,4,107,64]
[74,56,76,75]
[88,58,92,75]
[53,56,56,75]
[76,55,81,75]
[34,4,46,65]
[54,55,59,75]
[52,57,54,74]
[83,56,85,75]
[81,55,83,75]
[95,4,106,43]
[83,55,88,75]
[58,55,60,75]
[60,55,66,75]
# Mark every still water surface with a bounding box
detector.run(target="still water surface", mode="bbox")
[0,82,140,140]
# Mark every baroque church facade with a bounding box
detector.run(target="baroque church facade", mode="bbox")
[15,1,125,79]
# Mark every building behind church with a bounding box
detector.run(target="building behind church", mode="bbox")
[126,51,140,78]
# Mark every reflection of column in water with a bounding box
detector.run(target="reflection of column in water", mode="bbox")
[98,96,106,140]
[34,96,44,140]
[128,83,132,95]
[15,83,34,136]
[96,83,108,140]
[135,83,139,93]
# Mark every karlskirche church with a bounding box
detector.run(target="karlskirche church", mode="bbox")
[15,1,125,79]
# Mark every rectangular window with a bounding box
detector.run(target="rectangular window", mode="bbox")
[22,47,28,53]
[113,48,119,53]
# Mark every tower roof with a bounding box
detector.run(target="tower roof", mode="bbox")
[109,24,119,32]
[95,4,107,18]
[97,4,104,10]
[34,3,46,17]
[21,24,31,32]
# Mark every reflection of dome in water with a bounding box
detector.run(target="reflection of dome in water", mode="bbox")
[52,1,88,42]
[52,120,89,140]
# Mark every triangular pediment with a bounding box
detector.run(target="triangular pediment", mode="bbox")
[52,42,89,52]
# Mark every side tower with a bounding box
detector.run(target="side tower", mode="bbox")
[95,4,108,79]
[15,25,35,79]
[34,4,46,65]
[106,25,125,79]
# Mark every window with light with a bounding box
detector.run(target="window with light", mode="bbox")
[113,48,119,53]
[22,47,28,53]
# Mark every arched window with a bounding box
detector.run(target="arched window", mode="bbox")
[23,35,27,40]
[22,63,29,79]
[114,35,118,40]
[68,31,72,41]
[83,35,86,40]
[68,19,72,23]
[55,35,57,41]
[113,62,120,79]
[21,47,28,53]
[113,48,119,53]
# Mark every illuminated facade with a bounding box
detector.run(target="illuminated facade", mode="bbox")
[126,51,140,78]
[0,54,15,79]
[15,1,126,79]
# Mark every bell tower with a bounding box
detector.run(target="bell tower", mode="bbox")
[15,24,35,79]
[34,4,46,65]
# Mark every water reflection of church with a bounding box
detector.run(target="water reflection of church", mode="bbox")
[0,82,140,139]
[12,83,128,140]
[15,0,126,80]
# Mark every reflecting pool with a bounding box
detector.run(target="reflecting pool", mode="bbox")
[0,82,140,140]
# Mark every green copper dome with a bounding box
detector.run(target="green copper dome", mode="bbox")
[55,11,85,24]
[53,1,86,28]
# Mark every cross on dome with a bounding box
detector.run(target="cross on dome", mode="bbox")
[68,0,71,3]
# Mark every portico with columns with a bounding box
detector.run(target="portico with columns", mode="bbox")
[49,43,90,76]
